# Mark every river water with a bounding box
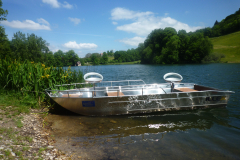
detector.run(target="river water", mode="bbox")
[46,64,240,159]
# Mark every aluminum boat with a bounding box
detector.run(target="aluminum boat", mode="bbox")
[45,72,234,116]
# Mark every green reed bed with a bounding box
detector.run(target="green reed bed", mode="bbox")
[0,58,83,110]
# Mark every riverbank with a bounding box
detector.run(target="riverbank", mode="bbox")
[0,106,70,159]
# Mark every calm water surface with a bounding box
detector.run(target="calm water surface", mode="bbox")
[47,64,240,159]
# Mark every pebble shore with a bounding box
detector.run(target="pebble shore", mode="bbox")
[0,107,69,159]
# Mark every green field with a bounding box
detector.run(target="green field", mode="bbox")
[210,31,240,63]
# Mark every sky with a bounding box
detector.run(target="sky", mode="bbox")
[1,0,240,58]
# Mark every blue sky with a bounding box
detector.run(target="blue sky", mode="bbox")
[1,0,240,58]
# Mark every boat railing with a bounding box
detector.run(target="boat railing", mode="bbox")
[46,87,232,99]
[48,79,146,90]
[46,86,168,98]
[99,80,146,87]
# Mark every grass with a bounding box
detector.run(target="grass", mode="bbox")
[210,31,240,63]
[0,90,33,114]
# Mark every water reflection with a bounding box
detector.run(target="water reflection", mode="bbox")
[47,107,229,141]
[46,108,234,159]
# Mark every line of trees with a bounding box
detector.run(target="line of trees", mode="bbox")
[113,49,141,63]
[137,27,213,64]
[81,49,141,65]
[0,30,82,67]
[196,8,240,38]
[83,51,114,65]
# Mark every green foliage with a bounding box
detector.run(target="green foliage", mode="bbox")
[101,53,108,64]
[142,46,153,63]
[107,50,114,56]
[63,50,79,66]
[0,58,84,103]
[0,0,8,21]
[0,26,11,60]
[10,32,49,63]
[139,27,213,64]
[0,0,11,59]
[79,58,85,65]
[83,49,140,65]
[161,35,180,64]
[91,54,100,65]
[53,50,64,66]
[114,49,140,63]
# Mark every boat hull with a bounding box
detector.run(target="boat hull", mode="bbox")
[51,91,231,116]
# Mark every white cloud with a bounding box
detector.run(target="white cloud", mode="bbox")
[42,0,60,8]
[112,21,118,25]
[42,0,73,9]
[63,41,98,49]
[62,1,73,9]
[111,7,203,36]
[111,7,153,20]
[119,36,145,46]
[68,17,81,25]
[1,18,51,30]
[37,18,50,26]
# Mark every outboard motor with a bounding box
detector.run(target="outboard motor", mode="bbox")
[163,73,183,92]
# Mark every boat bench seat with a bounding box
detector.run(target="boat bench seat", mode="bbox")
[107,92,124,97]
[174,88,198,92]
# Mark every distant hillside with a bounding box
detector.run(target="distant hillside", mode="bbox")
[196,8,240,38]
[210,31,240,63]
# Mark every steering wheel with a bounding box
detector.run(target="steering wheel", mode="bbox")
[84,72,103,83]
[163,72,183,83]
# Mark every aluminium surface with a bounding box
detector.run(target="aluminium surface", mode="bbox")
[46,81,233,116]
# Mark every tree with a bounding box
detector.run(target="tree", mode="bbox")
[0,26,11,59]
[54,50,64,66]
[0,0,11,59]
[187,32,212,63]
[100,53,108,64]
[0,0,8,21]
[85,53,92,58]
[160,35,180,64]
[64,50,79,66]
[27,33,49,62]
[213,20,219,26]
[10,32,50,62]
[79,58,85,66]
[91,54,100,65]
[107,50,114,56]
[44,51,55,66]
[141,46,153,64]
[10,31,29,61]
[178,30,189,63]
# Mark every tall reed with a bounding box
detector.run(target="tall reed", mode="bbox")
[0,58,83,105]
